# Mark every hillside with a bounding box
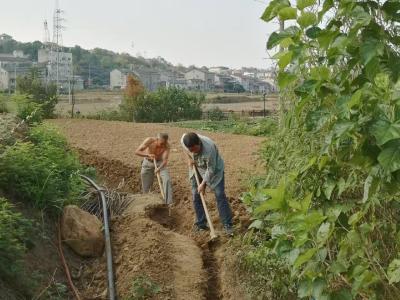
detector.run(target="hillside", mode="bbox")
[0,34,186,87]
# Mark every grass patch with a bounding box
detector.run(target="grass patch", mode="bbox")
[172,117,277,136]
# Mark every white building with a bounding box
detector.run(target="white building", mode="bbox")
[38,48,73,90]
[185,69,215,91]
[0,51,33,91]
[110,69,129,89]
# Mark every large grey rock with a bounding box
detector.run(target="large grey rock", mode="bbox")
[61,205,104,257]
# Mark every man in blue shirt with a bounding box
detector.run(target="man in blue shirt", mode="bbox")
[181,132,233,236]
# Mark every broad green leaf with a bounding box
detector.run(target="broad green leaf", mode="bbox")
[360,38,384,66]
[306,26,321,39]
[288,199,302,210]
[280,37,294,48]
[278,51,293,69]
[294,248,317,268]
[348,211,363,226]
[288,248,300,265]
[378,140,400,172]
[261,0,291,22]
[297,12,317,28]
[317,222,331,245]
[388,259,400,284]
[323,178,335,200]
[347,89,362,109]
[337,177,346,197]
[317,29,339,49]
[310,66,330,81]
[304,211,326,230]
[277,71,297,88]
[267,26,300,49]
[301,193,312,212]
[351,5,372,27]
[352,270,379,294]
[297,0,316,10]
[329,261,348,274]
[248,219,262,229]
[375,72,390,89]
[271,225,286,238]
[362,175,379,203]
[278,7,297,21]
[311,278,326,299]
[298,279,313,298]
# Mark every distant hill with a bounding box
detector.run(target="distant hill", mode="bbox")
[0,34,187,87]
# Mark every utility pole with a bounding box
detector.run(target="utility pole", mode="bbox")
[88,64,91,89]
[263,92,266,117]
[14,63,17,93]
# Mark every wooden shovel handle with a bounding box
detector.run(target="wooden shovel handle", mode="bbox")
[153,159,166,202]
[192,165,217,239]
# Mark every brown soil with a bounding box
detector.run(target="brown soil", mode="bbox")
[49,119,264,299]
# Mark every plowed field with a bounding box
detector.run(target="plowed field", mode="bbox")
[50,119,264,299]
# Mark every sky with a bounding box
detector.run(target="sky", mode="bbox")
[0,0,278,69]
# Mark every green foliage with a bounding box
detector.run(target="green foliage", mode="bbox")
[16,68,58,119]
[0,94,9,113]
[207,107,225,121]
[0,197,31,280]
[244,0,400,299]
[125,275,161,300]
[173,117,277,136]
[85,109,132,122]
[0,124,85,214]
[13,94,43,124]
[132,87,204,122]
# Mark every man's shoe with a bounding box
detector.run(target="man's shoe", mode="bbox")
[194,224,209,232]
[224,225,234,237]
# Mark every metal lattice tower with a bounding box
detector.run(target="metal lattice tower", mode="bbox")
[43,20,50,46]
[50,0,65,88]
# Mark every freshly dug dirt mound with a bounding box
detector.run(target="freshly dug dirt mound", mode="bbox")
[80,194,206,299]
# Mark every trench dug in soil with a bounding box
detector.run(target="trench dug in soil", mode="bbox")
[74,150,249,300]
[50,119,262,299]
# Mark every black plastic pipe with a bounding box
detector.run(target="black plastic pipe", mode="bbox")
[80,175,116,300]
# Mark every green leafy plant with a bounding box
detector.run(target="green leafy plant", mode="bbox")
[13,94,43,124]
[0,197,31,280]
[125,275,161,300]
[243,0,400,299]
[0,124,85,214]
[133,87,204,122]
[0,94,9,113]
[16,68,58,118]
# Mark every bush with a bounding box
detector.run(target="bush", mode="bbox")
[0,197,31,280]
[207,107,225,121]
[0,124,85,214]
[85,109,131,122]
[0,94,9,113]
[132,87,204,122]
[13,94,43,124]
[16,68,58,119]
[244,0,400,298]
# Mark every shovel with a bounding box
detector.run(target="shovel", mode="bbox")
[192,164,218,241]
[153,158,171,216]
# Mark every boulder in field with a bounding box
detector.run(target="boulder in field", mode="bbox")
[61,205,104,257]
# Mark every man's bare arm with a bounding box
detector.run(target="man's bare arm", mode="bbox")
[135,138,155,159]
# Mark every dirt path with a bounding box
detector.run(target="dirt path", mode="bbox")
[49,119,264,299]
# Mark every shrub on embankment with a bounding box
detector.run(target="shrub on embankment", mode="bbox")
[241,0,400,299]
[0,122,86,215]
